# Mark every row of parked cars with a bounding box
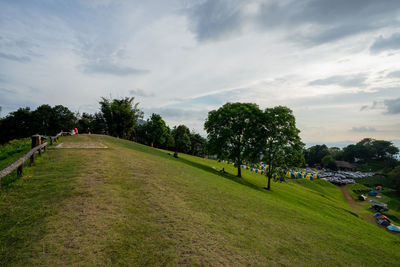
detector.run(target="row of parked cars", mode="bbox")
[318,171,374,185]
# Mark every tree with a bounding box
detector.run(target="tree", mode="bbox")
[371,140,399,160]
[172,125,191,155]
[147,113,169,147]
[50,105,76,134]
[0,107,32,144]
[31,104,53,135]
[329,147,344,160]
[189,132,206,157]
[165,130,175,150]
[304,145,330,167]
[321,155,337,170]
[343,138,399,163]
[204,102,262,177]
[259,106,304,190]
[99,97,143,139]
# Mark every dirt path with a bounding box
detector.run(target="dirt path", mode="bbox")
[340,186,377,225]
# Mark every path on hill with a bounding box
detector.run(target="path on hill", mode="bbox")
[340,186,377,225]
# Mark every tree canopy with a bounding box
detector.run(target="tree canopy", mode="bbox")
[0,105,76,144]
[304,145,330,167]
[172,125,191,154]
[258,106,304,189]
[146,113,169,148]
[205,102,262,178]
[99,97,143,139]
[343,138,399,163]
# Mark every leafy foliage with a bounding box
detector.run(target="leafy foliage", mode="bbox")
[321,155,337,170]
[304,145,330,167]
[204,103,262,177]
[258,106,305,189]
[0,105,76,144]
[343,138,399,163]
[99,97,143,139]
[146,113,169,147]
[172,125,191,154]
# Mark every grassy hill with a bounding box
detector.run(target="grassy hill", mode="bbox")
[1,134,399,266]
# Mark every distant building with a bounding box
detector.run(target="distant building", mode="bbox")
[336,161,356,171]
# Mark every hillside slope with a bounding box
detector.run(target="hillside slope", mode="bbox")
[1,134,399,266]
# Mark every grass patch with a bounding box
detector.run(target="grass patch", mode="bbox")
[0,138,31,170]
[357,175,392,188]
[1,134,400,265]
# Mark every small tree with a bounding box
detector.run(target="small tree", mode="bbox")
[321,155,337,171]
[172,125,191,155]
[147,113,169,147]
[259,106,304,190]
[204,102,262,177]
[189,132,206,157]
[99,97,143,139]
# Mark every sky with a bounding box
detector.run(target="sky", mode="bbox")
[1,0,400,148]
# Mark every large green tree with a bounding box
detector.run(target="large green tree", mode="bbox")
[99,97,143,139]
[172,125,191,154]
[259,106,304,190]
[304,144,330,167]
[204,102,262,177]
[189,132,207,157]
[147,113,169,148]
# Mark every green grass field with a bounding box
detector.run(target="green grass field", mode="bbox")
[1,134,399,266]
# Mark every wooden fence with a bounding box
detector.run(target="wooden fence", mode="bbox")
[0,131,66,188]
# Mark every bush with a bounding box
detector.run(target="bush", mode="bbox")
[322,155,337,171]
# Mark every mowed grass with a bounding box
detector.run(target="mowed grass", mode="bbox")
[0,134,399,266]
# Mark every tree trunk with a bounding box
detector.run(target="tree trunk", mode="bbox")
[237,161,241,177]
[267,175,271,190]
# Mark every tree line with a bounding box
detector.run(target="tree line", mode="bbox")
[0,97,206,157]
[304,138,399,171]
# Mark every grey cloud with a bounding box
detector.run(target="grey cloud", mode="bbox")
[370,33,400,53]
[387,71,400,78]
[360,100,382,111]
[83,61,149,76]
[0,88,16,95]
[129,89,154,97]
[186,0,400,44]
[384,97,400,114]
[0,52,30,62]
[309,74,366,88]
[350,126,376,132]
[186,0,245,42]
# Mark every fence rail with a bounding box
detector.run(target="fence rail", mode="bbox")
[0,131,65,188]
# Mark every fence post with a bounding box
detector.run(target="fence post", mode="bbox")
[17,163,24,176]
[32,135,41,148]
[30,152,35,165]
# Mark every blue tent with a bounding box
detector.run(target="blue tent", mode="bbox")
[368,190,377,196]
[387,225,400,232]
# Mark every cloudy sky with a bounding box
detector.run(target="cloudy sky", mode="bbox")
[1,0,400,147]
